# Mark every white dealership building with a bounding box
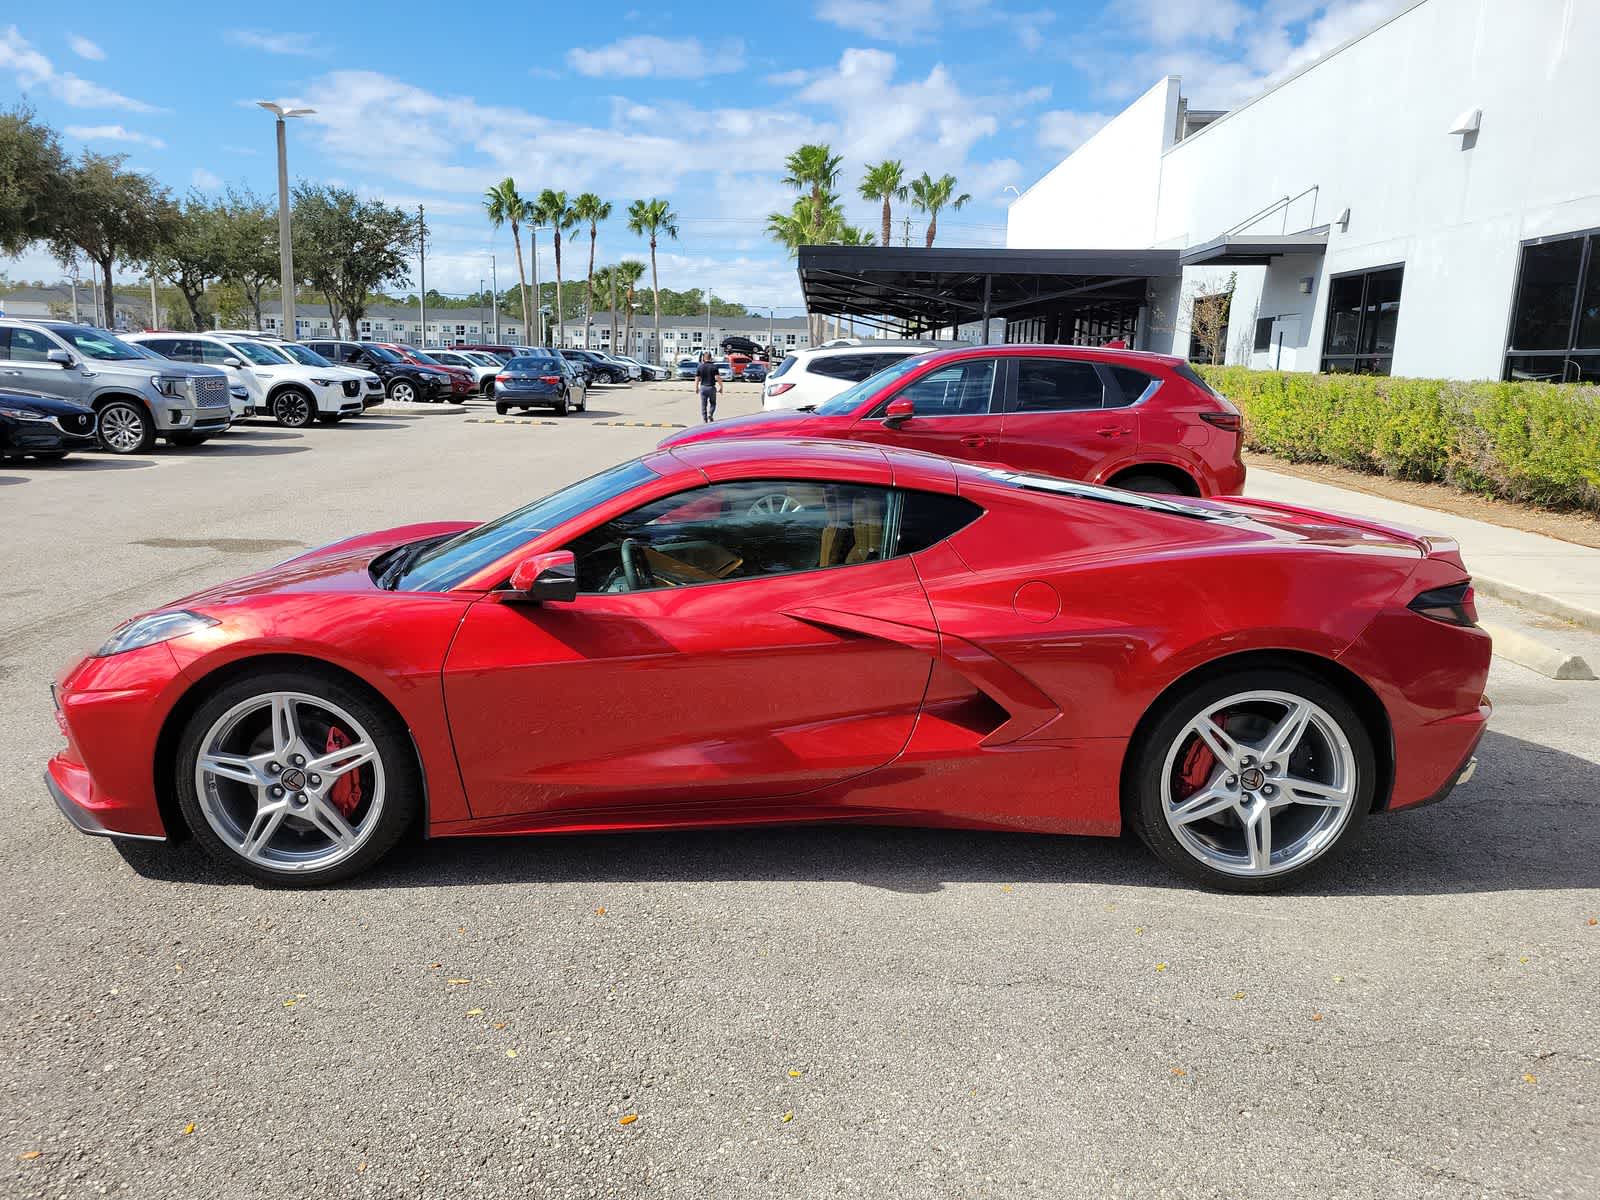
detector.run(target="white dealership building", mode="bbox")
[1006,0,1600,382]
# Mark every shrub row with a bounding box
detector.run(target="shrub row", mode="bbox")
[1196,366,1600,515]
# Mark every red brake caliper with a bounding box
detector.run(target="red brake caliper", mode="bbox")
[325,726,362,817]
[1177,712,1226,798]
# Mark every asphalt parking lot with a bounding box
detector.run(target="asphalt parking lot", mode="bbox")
[3,380,1597,1200]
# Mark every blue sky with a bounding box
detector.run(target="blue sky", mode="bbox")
[1,1,1402,311]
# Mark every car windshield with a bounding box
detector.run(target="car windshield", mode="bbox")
[406,348,443,365]
[279,343,333,367]
[812,355,925,415]
[54,326,141,360]
[392,459,659,592]
[362,344,401,363]
[228,340,290,366]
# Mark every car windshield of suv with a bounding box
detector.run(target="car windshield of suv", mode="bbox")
[54,326,142,361]
[228,340,290,366]
[389,459,659,592]
[812,356,924,415]
[278,343,333,367]
[362,345,402,363]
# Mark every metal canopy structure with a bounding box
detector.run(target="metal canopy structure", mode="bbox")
[1178,229,1330,267]
[797,245,1181,343]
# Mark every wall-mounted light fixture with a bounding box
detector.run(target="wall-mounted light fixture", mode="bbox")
[1298,276,1314,295]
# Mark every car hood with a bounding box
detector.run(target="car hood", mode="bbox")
[106,359,226,380]
[169,521,477,608]
[0,389,93,416]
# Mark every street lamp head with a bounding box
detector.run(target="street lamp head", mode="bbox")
[257,101,317,119]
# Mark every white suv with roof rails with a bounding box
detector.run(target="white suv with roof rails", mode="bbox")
[126,332,365,427]
[762,341,940,411]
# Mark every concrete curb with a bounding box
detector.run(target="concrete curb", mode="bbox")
[1479,619,1596,681]
[1473,574,1600,635]
[365,401,468,416]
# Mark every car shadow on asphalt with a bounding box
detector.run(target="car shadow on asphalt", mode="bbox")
[112,730,1595,895]
[185,440,311,458]
[0,474,27,485]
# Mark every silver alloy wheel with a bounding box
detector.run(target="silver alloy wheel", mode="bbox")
[1160,689,1357,878]
[391,381,415,403]
[749,494,803,515]
[194,691,386,873]
[100,404,145,452]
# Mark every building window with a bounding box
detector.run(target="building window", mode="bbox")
[1504,230,1600,382]
[786,334,796,345]
[1320,264,1403,375]
[1253,317,1274,353]
[1186,291,1232,365]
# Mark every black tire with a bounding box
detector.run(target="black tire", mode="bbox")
[484,380,495,398]
[316,414,345,425]
[554,397,569,416]
[1116,472,1188,496]
[174,668,421,886]
[1125,666,1375,893]
[495,401,509,415]
[169,433,211,447]
[95,398,156,455]
[388,380,417,404]
[272,389,315,429]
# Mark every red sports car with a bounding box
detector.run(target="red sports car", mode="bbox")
[46,438,1490,891]
[668,343,1247,497]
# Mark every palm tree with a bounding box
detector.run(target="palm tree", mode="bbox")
[625,199,678,365]
[534,189,576,345]
[592,264,616,354]
[616,259,646,360]
[908,172,971,248]
[783,143,843,231]
[572,192,612,349]
[766,198,871,343]
[858,160,907,248]
[483,178,532,340]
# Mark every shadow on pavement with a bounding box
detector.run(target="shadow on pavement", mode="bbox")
[0,474,27,485]
[112,730,1592,895]
[186,440,311,458]
[19,454,156,471]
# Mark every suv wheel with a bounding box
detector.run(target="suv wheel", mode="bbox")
[272,389,314,429]
[388,380,417,404]
[97,399,156,455]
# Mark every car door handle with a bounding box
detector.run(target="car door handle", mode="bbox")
[1096,426,1131,438]
[960,435,990,448]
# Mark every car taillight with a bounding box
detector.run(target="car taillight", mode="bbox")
[540,375,561,384]
[1408,582,1477,627]
[1199,411,1242,432]
[496,374,510,383]
[767,382,794,395]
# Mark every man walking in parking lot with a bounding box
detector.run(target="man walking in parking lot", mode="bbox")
[696,352,721,423]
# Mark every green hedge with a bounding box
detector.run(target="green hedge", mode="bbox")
[1197,366,1600,514]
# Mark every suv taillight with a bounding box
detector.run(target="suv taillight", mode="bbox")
[1199,411,1242,432]
[1409,582,1478,627]
[767,382,794,395]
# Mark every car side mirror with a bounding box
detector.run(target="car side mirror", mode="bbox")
[509,550,577,603]
[222,356,244,369]
[47,349,74,367]
[882,397,915,428]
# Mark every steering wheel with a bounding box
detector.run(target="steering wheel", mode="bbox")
[620,538,655,591]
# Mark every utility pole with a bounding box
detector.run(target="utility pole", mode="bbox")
[257,101,315,340]
[148,276,158,330]
[479,277,486,342]
[491,254,499,341]
[900,216,911,247]
[69,261,80,322]
[530,225,543,345]
[706,294,712,353]
[418,204,426,346]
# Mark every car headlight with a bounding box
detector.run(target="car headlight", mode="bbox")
[95,610,219,657]
[152,375,187,398]
[310,377,336,386]
[0,405,47,420]
[229,385,249,399]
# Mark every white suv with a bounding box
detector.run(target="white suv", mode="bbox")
[126,333,365,427]
[762,343,937,411]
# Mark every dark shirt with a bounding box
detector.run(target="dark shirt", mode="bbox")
[696,362,719,387]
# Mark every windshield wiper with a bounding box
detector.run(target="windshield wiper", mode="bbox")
[795,404,817,413]
[377,540,429,590]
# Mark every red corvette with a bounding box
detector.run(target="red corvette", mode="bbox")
[46,438,1490,890]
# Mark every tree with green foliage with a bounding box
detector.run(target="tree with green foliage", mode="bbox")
[783,143,843,232]
[859,160,908,248]
[48,153,172,328]
[291,184,417,338]
[484,178,533,341]
[615,259,646,359]
[0,104,69,257]
[625,199,677,362]
[215,187,278,329]
[908,172,971,248]
[533,190,576,344]
[572,193,611,349]
[149,194,230,330]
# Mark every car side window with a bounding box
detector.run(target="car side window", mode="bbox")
[878,358,999,417]
[1105,365,1156,408]
[7,327,56,362]
[1011,359,1107,412]
[564,479,901,594]
[196,341,234,366]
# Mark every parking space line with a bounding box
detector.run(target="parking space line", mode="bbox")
[464,418,560,426]
[593,421,687,429]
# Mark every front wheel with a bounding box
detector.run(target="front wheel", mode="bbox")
[96,399,156,455]
[388,381,417,404]
[175,671,420,886]
[272,389,314,428]
[1126,668,1374,893]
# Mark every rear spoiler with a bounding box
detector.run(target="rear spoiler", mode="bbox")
[1220,496,1466,569]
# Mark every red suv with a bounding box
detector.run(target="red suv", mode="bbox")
[661,345,1245,496]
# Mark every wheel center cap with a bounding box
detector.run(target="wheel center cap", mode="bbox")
[1239,767,1266,792]
[280,767,307,791]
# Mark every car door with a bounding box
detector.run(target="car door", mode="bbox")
[997,356,1136,482]
[1,326,83,401]
[846,355,1005,463]
[442,477,937,822]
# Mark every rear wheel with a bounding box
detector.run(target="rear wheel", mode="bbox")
[175,670,420,886]
[96,399,155,455]
[495,401,509,415]
[1126,668,1374,892]
[272,389,314,429]
[554,397,569,416]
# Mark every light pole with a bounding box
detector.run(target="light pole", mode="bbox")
[256,101,316,339]
[529,224,548,345]
[491,254,499,342]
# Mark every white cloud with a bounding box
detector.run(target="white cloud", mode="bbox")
[567,35,745,79]
[191,167,222,190]
[66,34,105,61]
[0,25,159,111]
[1037,110,1112,152]
[64,124,166,149]
[814,0,940,42]
[225,29,322,56]
[1126,0,1251,45]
